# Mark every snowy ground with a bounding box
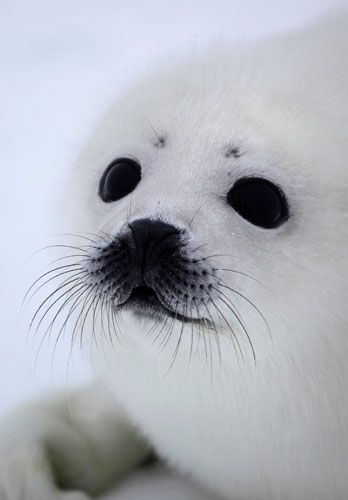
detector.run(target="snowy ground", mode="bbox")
[0,0,342,498]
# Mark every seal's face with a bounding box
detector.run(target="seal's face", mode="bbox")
[81,141,290,355]
[59,51,347,370]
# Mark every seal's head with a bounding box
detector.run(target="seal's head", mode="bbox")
[62,17,347,362]
[42,12,348,500]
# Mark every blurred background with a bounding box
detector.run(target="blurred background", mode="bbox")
[0,0,342,439]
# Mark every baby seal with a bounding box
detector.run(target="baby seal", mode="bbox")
[0,11,347,500]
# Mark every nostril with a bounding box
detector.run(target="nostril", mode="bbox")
[129,218,180,271]
[129,219,179,245]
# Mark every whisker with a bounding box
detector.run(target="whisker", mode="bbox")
[54,284,92,351]
[214,286,249,337]
[213,268,270,291]
[215,291,256,363]
[103,293,115,348]
[50,284,91,375]
[33,278,87,338]
[218,280,271,340]
[152,309,172,345]
[30,274,87,330]
[45,281,88,343]
[187,302,195,364]
[203,256,274,292]
[160,300,180,353]
[167,299,188,373]
[70,285,96,351]
[210,297,243,360]
[202,301,222,366]
[22,263,84,308]
[24,266,84,308]
[194,300,212,375]
[33,283,88,372]
[42,254,89,270]
[188,202,207,229]
[78,285,98,350]
[33,244,89,255]
[51,233,100,246]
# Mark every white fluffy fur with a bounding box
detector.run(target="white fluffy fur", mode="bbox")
[1,11,347,500]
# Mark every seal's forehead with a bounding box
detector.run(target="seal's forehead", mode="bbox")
[104,50,319,151]
[87,31,347,192]
[102,77,276,158]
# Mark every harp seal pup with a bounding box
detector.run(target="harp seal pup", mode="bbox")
[0,11,347,500]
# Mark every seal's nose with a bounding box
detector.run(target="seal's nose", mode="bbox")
[129,219,180,272]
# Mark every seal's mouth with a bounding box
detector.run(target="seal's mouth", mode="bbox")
[126,285,159,309]
[121,285,206,324]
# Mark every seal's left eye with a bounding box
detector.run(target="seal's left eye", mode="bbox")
[227,177,289,229]
[99,158,141,203]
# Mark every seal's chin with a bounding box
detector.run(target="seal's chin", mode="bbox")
[120,286,204,324]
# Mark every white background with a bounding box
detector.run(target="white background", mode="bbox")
[0,0,343,497]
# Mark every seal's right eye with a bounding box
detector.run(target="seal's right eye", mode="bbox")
[99,158,141,203]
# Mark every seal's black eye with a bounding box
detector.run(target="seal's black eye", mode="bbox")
[99,158,141,202]
[227,177,289,229]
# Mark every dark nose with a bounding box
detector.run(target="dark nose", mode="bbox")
[129,219,180,271]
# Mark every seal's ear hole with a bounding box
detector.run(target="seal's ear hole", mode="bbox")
[99,158,141,203]
[227,177,289,229]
